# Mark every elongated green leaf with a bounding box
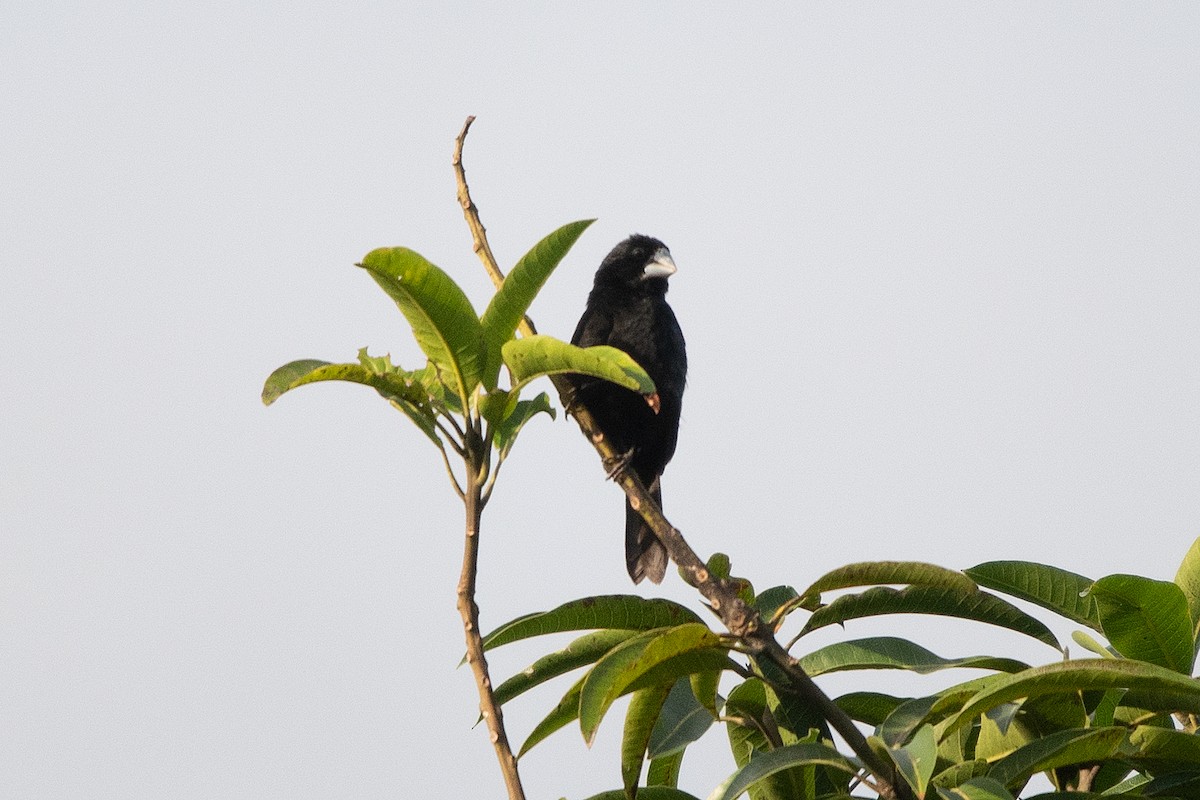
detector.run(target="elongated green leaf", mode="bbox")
[879,696,940,747]
[798,585,1062,651]
[649,677,718,759]
[690,669,722,717]
[479,219,595,388]
[965,560,1101,631]
[833,692,911,727]
[502,335,655,395]
[942,659,1200,736]
[1090,574,1195,674]
[931,759,990,790]
[580,789,703,800]
[261,358,440,444]
[1018,793,1137,800]
[358,247,484,402]
[764,681,832,747]
[724,680,809,800]
[263,358,422,406]
[754,585,800,626]
[937,777,1016,800]
[262,359,335,404]
[520,675,583,756]
[1071,629,1116,658]
[1140,769,1200,797]
[706,743,859,800]
[647,750,685,788]
[492,629,638,707]
[986,726,1126,790]
[1174,537,1200,651]
[934,710,976,766]
[493,392,555,461]
[798,637,1029,677]
[888,723,937,798]
[801,561,977,605]
[410,360,463,416]
[1127,725,1200,770]
[973,704,1032,762]
[623,682,674,798]
[481,595,702,652]
[580,624,726,745]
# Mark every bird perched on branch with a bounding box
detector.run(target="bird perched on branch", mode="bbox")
[571,235,687,584]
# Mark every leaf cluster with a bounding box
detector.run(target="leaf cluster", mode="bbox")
[263,219,654,501]
[486,545,1200,799]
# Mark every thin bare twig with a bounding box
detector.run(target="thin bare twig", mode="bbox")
[453,116,912,800]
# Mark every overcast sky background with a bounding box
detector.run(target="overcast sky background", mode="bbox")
[4,3,1200,798]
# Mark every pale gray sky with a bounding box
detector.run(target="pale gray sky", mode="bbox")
[4,3,1199,798]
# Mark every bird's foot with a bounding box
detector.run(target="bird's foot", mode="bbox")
[561,386,581,417]
[602,447,635,481]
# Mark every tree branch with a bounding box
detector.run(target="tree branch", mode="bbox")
[456,429,526,800]
[453,116,912,800]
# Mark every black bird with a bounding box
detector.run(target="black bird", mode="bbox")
[571,235,687,584]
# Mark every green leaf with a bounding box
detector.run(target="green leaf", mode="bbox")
[624,682,674,798]
[888,723,938,798]
[801,561,977,605]
[878,695,940,748]
[1176,537,1200,656]
[706,743,859,800]
[648,677,718,759]
[262,359,336,405]
[492,629,638,708]
[519,676,583,756]
[833,691,911,727]
[690,669,722,718]
[973,703,1033,763]
[261,358,440,444]
[480,595,703,652]
[764,682,831,746]
[579,789,702,800]
[965,560,1101,631]
[941,658,1200,737]
[479,219,595,388]
[798,636,1029,678]
[264,357,423,406]
[1071,629,1117,658]
[936,776,1016,800]
[707,553,733,580]
[931,760,990,790]
[723,680,811,800]
[1140,769,1200,797]
[647,750,685,788]
[986,727,1126,790]
[797,585,1062,651]
[754,585,800,627]
[492,392,555,461]
[410,360,464,416]
[1127,725,1200,770]
[502,335,656,395]
[358,247,484,403]
[579,624,729,745]
[1090,574,1195,674]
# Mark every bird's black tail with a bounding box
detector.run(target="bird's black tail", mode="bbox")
[625,479,668,584]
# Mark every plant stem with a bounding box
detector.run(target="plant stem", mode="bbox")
[456,430,525,800]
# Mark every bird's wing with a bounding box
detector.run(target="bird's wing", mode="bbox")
[570,305,613,348]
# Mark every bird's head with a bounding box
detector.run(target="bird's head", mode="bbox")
[595,234,676,293]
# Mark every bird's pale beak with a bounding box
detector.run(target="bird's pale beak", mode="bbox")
[643,248,677,279]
